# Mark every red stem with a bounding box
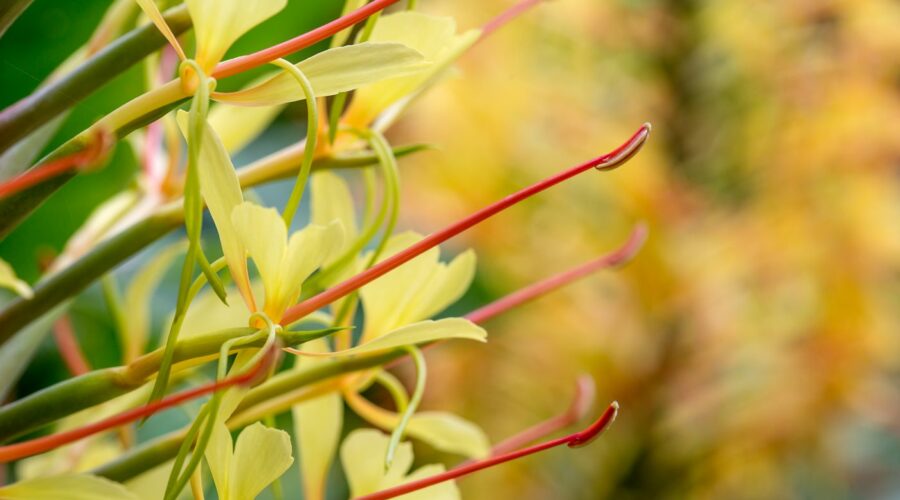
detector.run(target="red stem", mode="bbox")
[282,124,650,325]
[52,315,91,377]
[213,0,403,79]
[487,375,596,457]
[0,131,110,199]
[0,345,275,463]
[464,223,648,324]
[481,0,545,39]
[356,402,619,500]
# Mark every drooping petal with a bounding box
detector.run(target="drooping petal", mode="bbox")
[0,474,139,500]
[186,0,287,73]
[213,42,428,107]
[346,391,490,459]
[292,339,343,500]
[228,422,294,500]
[123,242,185,362]
[400,464,460,500]
[175,111,253,309]
[0,257,32,298]
[291,318,485,358]
[397,249,476,327]
[230,202,286,314]
[344,12,480,129]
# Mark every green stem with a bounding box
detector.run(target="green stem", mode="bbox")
[385,346,425,467]
[94,347,407,482]
[0,0,33,38]
[0,327,338,442]
[0,4,191,153]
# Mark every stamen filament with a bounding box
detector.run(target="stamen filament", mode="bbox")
[487,375,595,457]
[213,0,404,79]
[0,344,276,462]
[0,130,110,200]
[356,402,619,500]
[464,223,648,324]
[281,124,651,325]
[51,315,91,376]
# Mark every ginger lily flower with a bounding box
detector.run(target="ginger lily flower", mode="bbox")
[341,429,460,500]
[175,111,343,323]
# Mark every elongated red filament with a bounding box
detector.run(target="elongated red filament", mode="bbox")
[465,223,648,324]
[281,124,651,325]
[0,345,275,462]
[356,402,619,500]
[0,130,110,199]
[213,0,403,79]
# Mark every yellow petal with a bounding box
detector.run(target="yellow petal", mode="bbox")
[175,110,253,309]
[296,318,485,358]
[230,202,286,315]
[400,464,460,500]
[340,429,414,496]
[311,171,358,256]
[0,258,32,299]
[360,233,476,340]
[0,474,138,500]
[207,101,285,155]
[273,220,344,319]
[293,339,343,500]
[135,0,185,60]
[229,422,294,500]
[346,391,490,459]
[204,421,234,499]
[186,0,286,73]
[213,42,428,107]
[344,12,480,129]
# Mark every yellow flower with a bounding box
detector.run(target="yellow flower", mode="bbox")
[340,429,460,500]
[175,111,343,323]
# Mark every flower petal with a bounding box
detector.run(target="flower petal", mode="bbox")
[229,422,294,500]
[0,474,139,500]
[135,0,185,60]
[311,171,358,256]
[186,0,286,73]
[400,464,461,500]
[272,220,344,320]
[213,42,428,107]
[175,110,253,309]
[340,429,414,496]
[293,340,343,500]
[230,202,286,316]
[346,391,490,460]
[123,242,185,362]
[204,421,233,499]
[344,12,480,129]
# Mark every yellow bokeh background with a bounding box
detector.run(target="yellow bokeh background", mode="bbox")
[388,0,900,497]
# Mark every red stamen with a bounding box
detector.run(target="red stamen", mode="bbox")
[464,223,647,324]
[0,130,111,200]
[281,124,650,325]
[52,315,91,377]
[213,0,404,79]
[356,402,619,500]
[0,345,275,462]
[481,0,545,39]
[488,375,596,456]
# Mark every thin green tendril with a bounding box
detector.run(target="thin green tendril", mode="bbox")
[385,346,425,469]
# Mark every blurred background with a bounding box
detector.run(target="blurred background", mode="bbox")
[2,0,900,498]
